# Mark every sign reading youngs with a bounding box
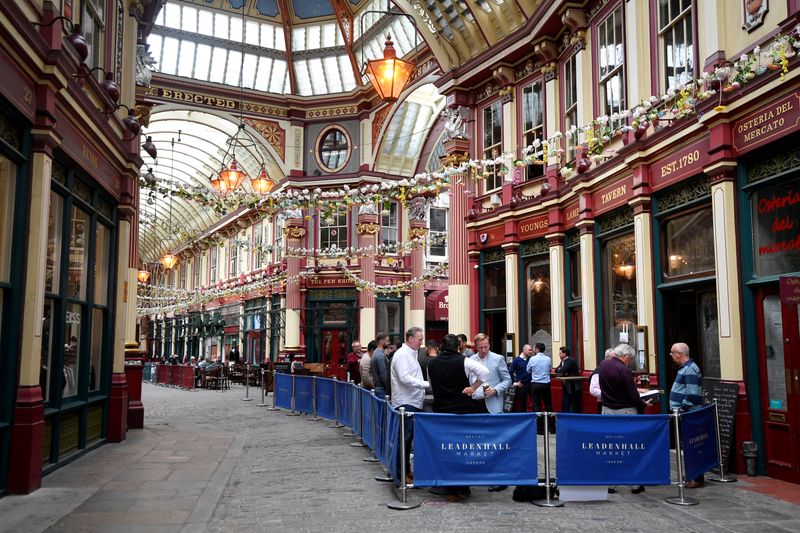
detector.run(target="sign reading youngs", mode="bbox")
[413,413,538,487]
[555,413,670,485]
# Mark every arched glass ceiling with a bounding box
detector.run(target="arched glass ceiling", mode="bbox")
[374,83,445,176]
[138,108,283,264]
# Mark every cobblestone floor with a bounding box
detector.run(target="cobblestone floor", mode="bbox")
[1,382,799,533]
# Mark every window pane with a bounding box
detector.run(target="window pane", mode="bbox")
[214,13,229,39]
[242,54,258,88]
[46,193,64,294]
[229,15,243,43]
[209,48,227,83]
[0,155,15,283]
[664,208,714,277]
[483,262,506,309]
[319,129,348,170]
[164,3,181,29]
[270,60,287,93]
[40,299,56,402]
[604,232,637,352]
[198,10,213,35]
[377,300,401,342]
[177,40,196,77]
[90,307,104,391]
[763,294,788,410]
[245,21,260,45]
[94,223,110,305]
[569,247,581,299]
[67,207,89,300]
[225,50,242,85]
[752,179,800,276]
[148,34,163,68]
[194,44,212,80]
[260,24,274,48]
[182,6,197,32]
[526,260,552,356]
[63,302,82,398]
[430,208,447,232]
[161,37,179,75]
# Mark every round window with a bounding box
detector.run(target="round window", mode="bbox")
[318,128,349,172]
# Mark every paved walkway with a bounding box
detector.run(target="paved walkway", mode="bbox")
[1,383,799,532]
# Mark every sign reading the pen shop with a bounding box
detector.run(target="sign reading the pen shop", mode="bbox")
[591,175,634,216]
[733,91,800,154]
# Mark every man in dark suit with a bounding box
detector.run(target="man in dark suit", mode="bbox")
[556,347,582,413]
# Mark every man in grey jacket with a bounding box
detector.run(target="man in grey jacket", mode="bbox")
[371,332,390,399]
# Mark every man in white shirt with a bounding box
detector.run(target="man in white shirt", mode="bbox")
[390,326,429,484]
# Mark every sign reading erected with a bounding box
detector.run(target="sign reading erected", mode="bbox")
[733,91,800,153]
[780,276,800,304]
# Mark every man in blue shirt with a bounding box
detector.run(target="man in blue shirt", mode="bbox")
[669,342,704,488]
[509,344,533,412]
[526,343,553,434]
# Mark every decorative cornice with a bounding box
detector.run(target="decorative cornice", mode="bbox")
[409,227,428,239]
[306,105,358,119]
[283,226,306,239]
[541,62,558,82]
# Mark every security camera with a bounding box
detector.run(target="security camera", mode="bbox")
[473,264,479,270]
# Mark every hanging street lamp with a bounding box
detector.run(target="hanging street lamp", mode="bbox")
[364,34,414,102]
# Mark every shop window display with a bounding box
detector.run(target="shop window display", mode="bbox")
[752,178,800,276]
[526,260,552,355]
[663,207,715,278]
[603,232,638,352]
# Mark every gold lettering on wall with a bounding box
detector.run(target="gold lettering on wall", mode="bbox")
[601,184,627,205]
[81,144,98,168]
[147,87,288,117]
[737,101,794,143]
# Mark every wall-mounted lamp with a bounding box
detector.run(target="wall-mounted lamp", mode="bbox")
[32,16,89,63]
[142,136,157,159]
[73,67,120,104]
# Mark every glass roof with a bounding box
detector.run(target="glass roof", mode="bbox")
[147,0,420,96]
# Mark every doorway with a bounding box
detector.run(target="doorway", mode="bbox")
[483,311,507,355]
[661,284,720,386]
[756,286,800,483]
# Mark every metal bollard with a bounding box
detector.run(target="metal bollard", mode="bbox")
[350,384,366,447]
[665,409,699,506]
[286,374,300,416]
[241,362,253,401]
[257,368,268,407]
[342,381,357,437]
[329,378,344,428]
[375,395,394,482]
[387,407,420,510]
[265,371,278,411]
[532,413,564,507]
[312,377,323,421]
[363,390,380,462]
[707,401,737,483]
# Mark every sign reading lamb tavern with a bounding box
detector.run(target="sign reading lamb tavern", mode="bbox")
[733,91,800,153]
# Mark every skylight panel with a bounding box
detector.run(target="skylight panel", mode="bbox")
[270,60,287,93]
[255,57,272,91]
[177,40,196,77]
[307,25,321,49]
[292,28,306,51]
[322,23,336,47]
[198,10,213,36]
[295,60,312,96]
[230,16,243,43]
[308,58,327,94]
[242,54,258,88]
[182,7,197,32]
[194,44,212,80]
[260,24,274,48]
[164,3,181,29]
[245,21,260,45]
[161,37,179,74]
[225,50,242,86]
[209,47,227,83]
[338,55,356,90]
[155,6,165,26]
[274,27,286,51]
[148,34,163,68]
[324,56,342,93]
[214,13,229,39]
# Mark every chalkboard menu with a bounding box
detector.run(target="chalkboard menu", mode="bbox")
[702,379,739,470]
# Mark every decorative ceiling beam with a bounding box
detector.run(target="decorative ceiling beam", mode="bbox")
[277,0,298,94]
[330,0,364,85]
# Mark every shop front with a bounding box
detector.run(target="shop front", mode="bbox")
[304,288,358,368]
[480,247,507,355]
[424,290,448,345]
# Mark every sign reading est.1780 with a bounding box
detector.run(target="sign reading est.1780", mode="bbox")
[733,91,800,153]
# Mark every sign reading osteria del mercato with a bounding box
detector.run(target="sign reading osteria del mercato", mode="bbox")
[733,91,800,153]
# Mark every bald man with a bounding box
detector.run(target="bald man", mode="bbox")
[669,343,703,412]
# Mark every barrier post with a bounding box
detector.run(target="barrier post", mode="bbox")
[342,381,357,437]
[387,408,420,510]
[266,371,278,411]
[666,409,699,506]
[532,412,564,507]
[329,379,344,428]
[286,374,300,416]
[364,391,380,462]
[707,400,737,483]
[375,395,394,482]
[312,377,323,421]
[242,362,253,401]
[257,368,268,407]
[350,384,366,447]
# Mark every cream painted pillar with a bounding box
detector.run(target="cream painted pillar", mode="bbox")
[503,245,520,347]
[547,235,567,350]
[545,76,559,136]
[113,216,132,373]
[711,172,744,380]
[633,203,657,372]
[575,47,592,128]
[123,268,137,346]
[579,224,598,367]
[18,153,52,387]
[502,97,516,156]
[283,219,304,351]
[624,0,653,103]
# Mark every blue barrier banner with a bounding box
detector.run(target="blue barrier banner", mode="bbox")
[386,407,401,482]
[352,385,361,436]
[681,405,719,480]
[339,382,353,428]
[315,378,336,420]
[373,395,386,462]
[413,413,539,487]
[361,388,374,449]
[294,375,313,414]
[556,413,671,486]
[274,373,292,410]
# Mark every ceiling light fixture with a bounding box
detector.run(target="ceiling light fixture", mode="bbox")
[360,3,419,102]
[160,138,179,271]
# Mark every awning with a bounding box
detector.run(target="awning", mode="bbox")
[425,290,449,322]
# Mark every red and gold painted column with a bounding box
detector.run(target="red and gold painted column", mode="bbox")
[408,201,428,329]
[443,139,471,337]
[283,217,305,354]
[357,209,379,344]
